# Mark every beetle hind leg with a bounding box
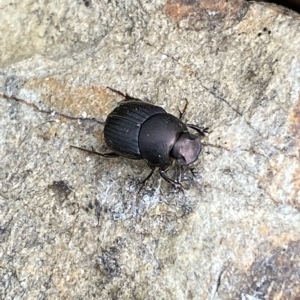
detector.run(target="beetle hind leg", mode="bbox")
[70,145,119,158]
[106,87,142,102]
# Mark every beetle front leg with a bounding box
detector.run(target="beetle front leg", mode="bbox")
[139,165,156,185]
[137,165,156,194]
[178,98,189,120]
[70,145,119,158]
[158,167,182,189]
[187,124,210,136]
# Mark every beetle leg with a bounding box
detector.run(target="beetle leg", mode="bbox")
[70,145,119,158]
[106,87,142,102]
[189,167,199,178]
[174,164,181,182]
[178,98,189,120]
[137,166,156,194]
[106,87,126,97]
[186,124,210,136]
[139,166,156,185]
[158,167,182,189]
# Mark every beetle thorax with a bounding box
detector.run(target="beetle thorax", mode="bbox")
[138,113,186,167]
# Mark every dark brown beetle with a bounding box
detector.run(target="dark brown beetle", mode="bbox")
[72,88,208,189]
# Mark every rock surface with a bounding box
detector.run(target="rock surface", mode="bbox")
[1,0,300,299]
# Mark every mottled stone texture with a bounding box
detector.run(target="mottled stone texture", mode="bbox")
[1,0,300,299]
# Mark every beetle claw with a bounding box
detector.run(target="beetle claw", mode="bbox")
[172,181,183,190]
[189,167,199,178]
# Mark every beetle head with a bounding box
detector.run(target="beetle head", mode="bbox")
[171,132,202,166]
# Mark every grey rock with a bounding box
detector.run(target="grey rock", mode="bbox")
[1,0,300,299]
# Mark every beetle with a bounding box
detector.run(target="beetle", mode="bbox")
[72,87,208,189]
